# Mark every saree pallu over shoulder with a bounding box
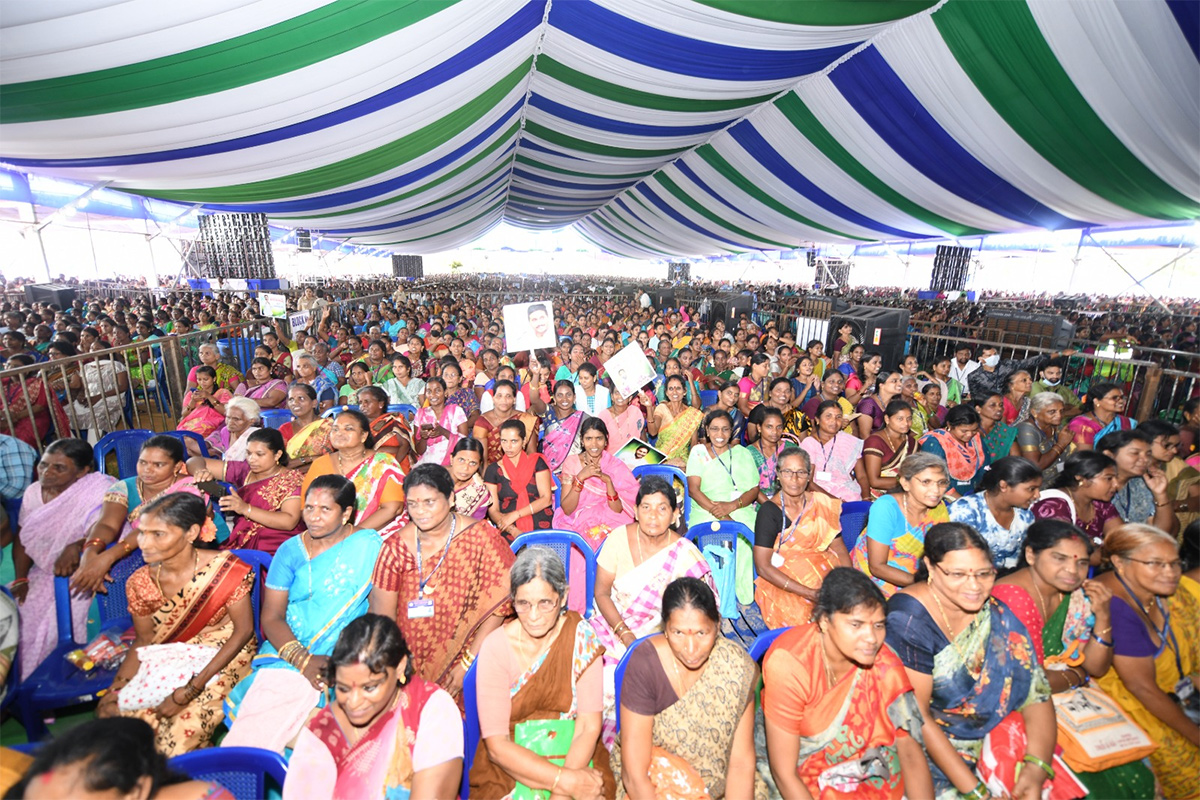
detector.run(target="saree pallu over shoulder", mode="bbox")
[1096,588,1199,800]
[470,613,614,800]
[657,406,703,462]
[762,624,923,800]
[372,521,514,698]
[285,418,333,460]
[611,638,764,800]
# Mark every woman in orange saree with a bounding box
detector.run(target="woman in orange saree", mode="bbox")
[753,447,850,628]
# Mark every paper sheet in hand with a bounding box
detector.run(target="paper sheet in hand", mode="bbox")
[606,342,657,398]
[502,301,557,353]
[260,292,288,318]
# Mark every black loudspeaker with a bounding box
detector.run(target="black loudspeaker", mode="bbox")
[24,283,76,307]
[197,213,275,279]
[828,306,911,372]
[985,308,1076,350]
[931,245,971,292]
[296,229,312,252]
[391,254,424,278]
[725,294,754,325]
[654,289,676,309]
[710,301,727,325]
[667,262,690,282]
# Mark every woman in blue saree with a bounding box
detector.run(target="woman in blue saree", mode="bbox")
[886,523,1063,800]
[222,475,382,752]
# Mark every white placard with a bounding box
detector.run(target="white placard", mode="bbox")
[260,292,288,318]
[605,342,657,399]
[502,301,557,353]
[288,309,312,332]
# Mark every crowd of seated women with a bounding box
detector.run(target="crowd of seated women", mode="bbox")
[3,293,1198,800]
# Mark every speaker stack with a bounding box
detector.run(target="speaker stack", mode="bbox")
[296,229,312,253]
[392,254,424,279]
[196,213,275,279]
[667,262,690,283]
[930,245,971,292]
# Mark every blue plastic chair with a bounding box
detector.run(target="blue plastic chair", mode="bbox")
[159,429,210,458]
[632,464,691,526]
[94,429,155,478]
[169,746,288,800]
[748,627,791,663]
[510,531,597,618]
[3,495,22,531]
[838,500,872,552]
[15,549,146,741]
[699,389,719,408]
[258,408,292,430]
[321,404,359,419]
[228,549,272,643]
[550,472,562,508]
[388,403,417,421]
[461,660,480,800]
[613,635,654,736]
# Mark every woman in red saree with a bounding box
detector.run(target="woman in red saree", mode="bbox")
[285,614,463,800]
[370,464,514,706]
[763,568,931,800]
[356,386,412,471]
[1,354,70,448]
[484,418,554,541]
[472,379,540,465]
[97,493,256,755]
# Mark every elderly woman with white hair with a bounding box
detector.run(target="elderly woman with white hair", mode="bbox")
[186,342,243,394]
[469,545,612,800]
[188,395,262,461]
[1017,392,1075,481]
[293,353,337,413]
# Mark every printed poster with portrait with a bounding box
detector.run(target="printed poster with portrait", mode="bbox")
[605,342,658,398]
[502,301,557,353]
[615,438,667,470]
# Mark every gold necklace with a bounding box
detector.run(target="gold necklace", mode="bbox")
[669,652,691,697]
[155,548,199,598]
[928,584,973,663]
[1029,573,1061,622]
[817,630,838,688]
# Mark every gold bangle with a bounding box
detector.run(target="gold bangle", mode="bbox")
[550,768,562,796]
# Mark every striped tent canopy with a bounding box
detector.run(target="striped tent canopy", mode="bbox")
[2,0,1196,257]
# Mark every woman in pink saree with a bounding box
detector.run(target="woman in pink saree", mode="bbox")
[11,439,114,678]
[177,365,232,439]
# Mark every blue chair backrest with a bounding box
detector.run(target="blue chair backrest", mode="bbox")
[461,660,480,800]
[3,496,22,531]
[258,409,293,430]
[686,519,755,580]
[169,746,287,800]
[94,430,155,478]
[509,531,596,618]
[838,500,872,552]
[159,429,210,459]
[228,549,272,643]
[748,627,791,663]
[699,389,719,408]
[632,464,691,526]
[92,549,147,634]
[321,404,359,419]
[613,635,654,736]
[550,473,561,508]
[387,403,417,421]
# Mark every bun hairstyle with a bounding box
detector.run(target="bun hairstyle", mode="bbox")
[1101,523,1178,569]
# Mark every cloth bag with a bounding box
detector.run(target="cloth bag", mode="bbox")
[701,543,738,619]
[1051,686,1158,772]
[117,643,217,711]
[513,719,589,800]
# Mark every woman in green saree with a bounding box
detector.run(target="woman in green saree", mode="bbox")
[649,374,703,467]
[686,409,759,605]
[994,519,1155,798]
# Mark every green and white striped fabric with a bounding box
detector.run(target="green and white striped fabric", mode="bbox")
[2,0,1196,255]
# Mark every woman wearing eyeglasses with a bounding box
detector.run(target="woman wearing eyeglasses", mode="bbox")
[469,546,613,800]
[886,523,1060,800]
[1094,524,1198,800]
[752,447,849,628]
